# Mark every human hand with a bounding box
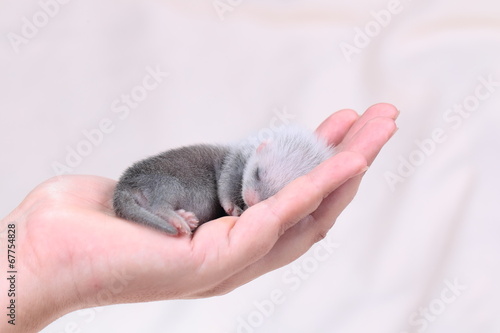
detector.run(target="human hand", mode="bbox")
[0,103,397,332]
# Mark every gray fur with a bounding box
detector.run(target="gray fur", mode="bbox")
[113,126,335,236]
[113,144,229,235]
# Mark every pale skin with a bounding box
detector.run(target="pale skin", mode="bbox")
[0,103,398,332]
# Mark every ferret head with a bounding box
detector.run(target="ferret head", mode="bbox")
[241,126,334,207]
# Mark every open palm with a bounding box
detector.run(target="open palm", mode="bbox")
[2,103,398,332]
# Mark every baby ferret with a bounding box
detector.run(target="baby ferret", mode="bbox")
[113,126,335,236]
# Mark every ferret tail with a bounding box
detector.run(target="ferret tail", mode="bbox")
[113,188,180,235]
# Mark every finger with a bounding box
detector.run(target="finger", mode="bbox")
[192,106,398,297]
[193,151,366,271]
[340,103,399,147]
[230,150,366,239]
[192,115,398,297]
[341,116,398,166]
[190,151,367,296]
[189,110,365,272]
[311,104,398,229]
[192,110,396,285]
[315,109,359,146]
[259,116,396,262]
[311,115,398,228]
[297,115,398,241]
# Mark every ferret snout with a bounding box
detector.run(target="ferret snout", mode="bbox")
[243,189,261,207]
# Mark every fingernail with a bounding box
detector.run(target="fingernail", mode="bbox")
[356,166,369,176]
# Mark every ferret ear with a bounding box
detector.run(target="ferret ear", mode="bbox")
[256,141,268,153]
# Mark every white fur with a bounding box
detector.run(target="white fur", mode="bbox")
[241,126,335,206]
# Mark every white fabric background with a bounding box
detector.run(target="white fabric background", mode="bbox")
[1,0,499,332]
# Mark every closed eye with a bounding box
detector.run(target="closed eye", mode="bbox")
[254,167,261,182]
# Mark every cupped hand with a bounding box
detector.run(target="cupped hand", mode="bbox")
[0,103,397,332]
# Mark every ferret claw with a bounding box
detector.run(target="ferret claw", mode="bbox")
[232,206,243,216]
[175,209,200,230]
[223,203,243,217]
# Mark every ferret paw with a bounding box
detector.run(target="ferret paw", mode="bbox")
[232,206,243,216]
[222,202,243,217]
[175,209,200,230]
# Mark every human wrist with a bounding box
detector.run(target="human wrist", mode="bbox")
[0,209,82,332]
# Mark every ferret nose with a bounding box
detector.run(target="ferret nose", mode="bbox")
[243,190,260,207]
